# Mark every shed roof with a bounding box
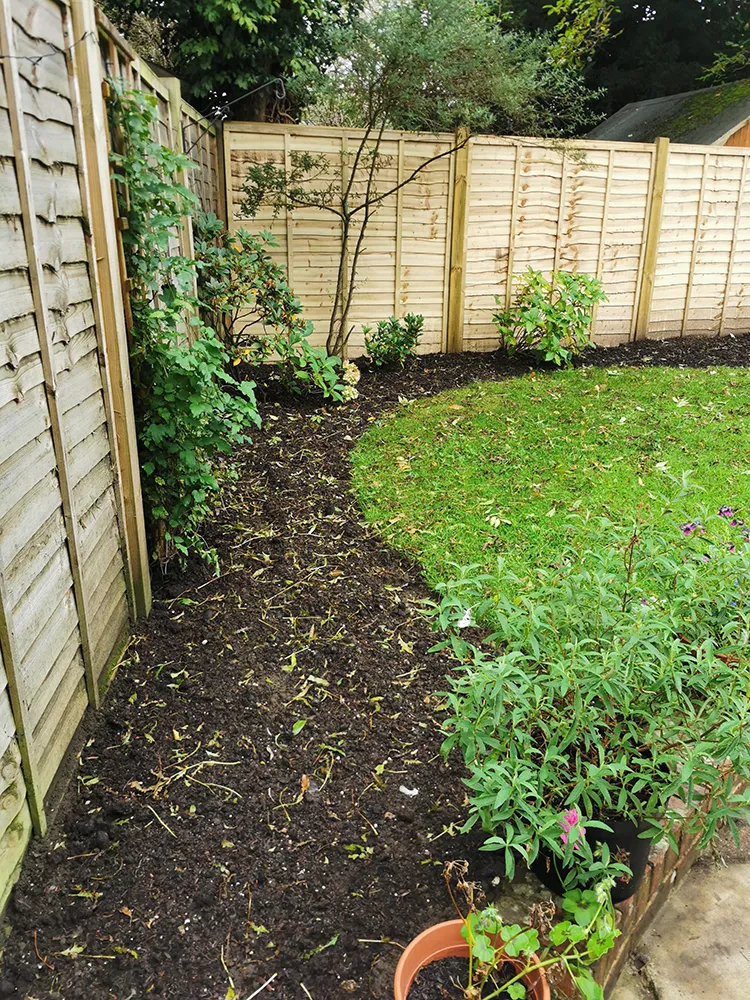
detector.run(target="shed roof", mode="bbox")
[588,79,750,145]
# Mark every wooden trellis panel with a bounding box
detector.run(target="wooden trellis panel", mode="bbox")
[182,104,221,217]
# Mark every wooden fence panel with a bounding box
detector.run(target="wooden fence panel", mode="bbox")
[0,0,132,856]
[0,0,222,914]
[227,125,750,350]
[227,124,452,355]
[1,0,88,833]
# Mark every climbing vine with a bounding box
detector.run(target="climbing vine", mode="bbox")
[107,81,259,569]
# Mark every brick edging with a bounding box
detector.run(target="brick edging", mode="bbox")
[599,778,747,996]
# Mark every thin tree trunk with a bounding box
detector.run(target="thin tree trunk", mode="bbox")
[327,216,351,355]
[330,122,386,357]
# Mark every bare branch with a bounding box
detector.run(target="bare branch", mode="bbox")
[349,133,469,217]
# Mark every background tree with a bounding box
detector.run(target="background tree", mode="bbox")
[543,0,618,69]
[517,0,749,115]
[704,11,750,83]
[301,0,603,137]
[242,0,605,357]
[100,0,355,118]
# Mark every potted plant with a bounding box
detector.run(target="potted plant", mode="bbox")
[394,861,618,999]
[434,505,750,900]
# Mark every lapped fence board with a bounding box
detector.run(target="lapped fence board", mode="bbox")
[227,124,750,349]
[0,0,138,891]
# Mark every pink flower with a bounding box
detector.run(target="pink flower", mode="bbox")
[559,808,586,852]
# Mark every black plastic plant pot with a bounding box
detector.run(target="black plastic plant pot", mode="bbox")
[530,819,655,904]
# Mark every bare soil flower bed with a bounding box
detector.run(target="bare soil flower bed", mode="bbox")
[2,335,750,1000]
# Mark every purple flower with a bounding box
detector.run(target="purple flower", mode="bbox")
[732,518,745,528]
[681,522,703,536]
[719,506,734,518]
[728,544,737,554]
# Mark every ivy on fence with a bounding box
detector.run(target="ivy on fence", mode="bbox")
[107,82,259,569]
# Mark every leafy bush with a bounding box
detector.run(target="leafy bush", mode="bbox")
[108,83,259,569]
[493,268,606,367]
[434,505,750,889]
[363,313,423,367]
[194,212,301,358]
[194,212,353,402]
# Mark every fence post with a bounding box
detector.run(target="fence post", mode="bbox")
[71,0,152,619]
[635,136,670,341]
[446,127,470,353]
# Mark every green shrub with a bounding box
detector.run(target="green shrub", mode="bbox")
[434,505,750,889]
[493,268,606,367]
[194,212,352,402]
[363,313,423,367]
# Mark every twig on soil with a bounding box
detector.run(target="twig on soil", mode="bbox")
[144,804,177,838]
[220,939,235,994]
[352,796,379,838]
[133,752,243,801]
[300,985,314,1000]
[244,885,253,940]
[357,937,405,949]
[245,973,278,999]
[196,567,245,591]
[32,930,55,971]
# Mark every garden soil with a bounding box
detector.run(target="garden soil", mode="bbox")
[2,335,750,1000]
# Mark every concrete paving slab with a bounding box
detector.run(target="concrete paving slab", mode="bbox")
[608,963,649,1000]
[611,861,750,999]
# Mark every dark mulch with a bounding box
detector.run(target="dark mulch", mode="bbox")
[2,334,750,1000]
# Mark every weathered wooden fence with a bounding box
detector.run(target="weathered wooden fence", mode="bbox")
[226,124,750,355]
[0,0,223,911]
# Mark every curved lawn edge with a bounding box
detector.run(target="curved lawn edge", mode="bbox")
[351,365,750,588]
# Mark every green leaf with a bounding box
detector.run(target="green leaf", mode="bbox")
[471,932,496,964]
[576,971,604,1000]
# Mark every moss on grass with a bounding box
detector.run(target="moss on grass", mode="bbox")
[351,366,750,587]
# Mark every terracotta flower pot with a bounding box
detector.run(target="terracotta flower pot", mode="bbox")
[394,919,551,1000]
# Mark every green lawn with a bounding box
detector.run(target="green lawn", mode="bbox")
[352,366,750,587]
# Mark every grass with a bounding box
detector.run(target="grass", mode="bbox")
[351,365,750,587]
